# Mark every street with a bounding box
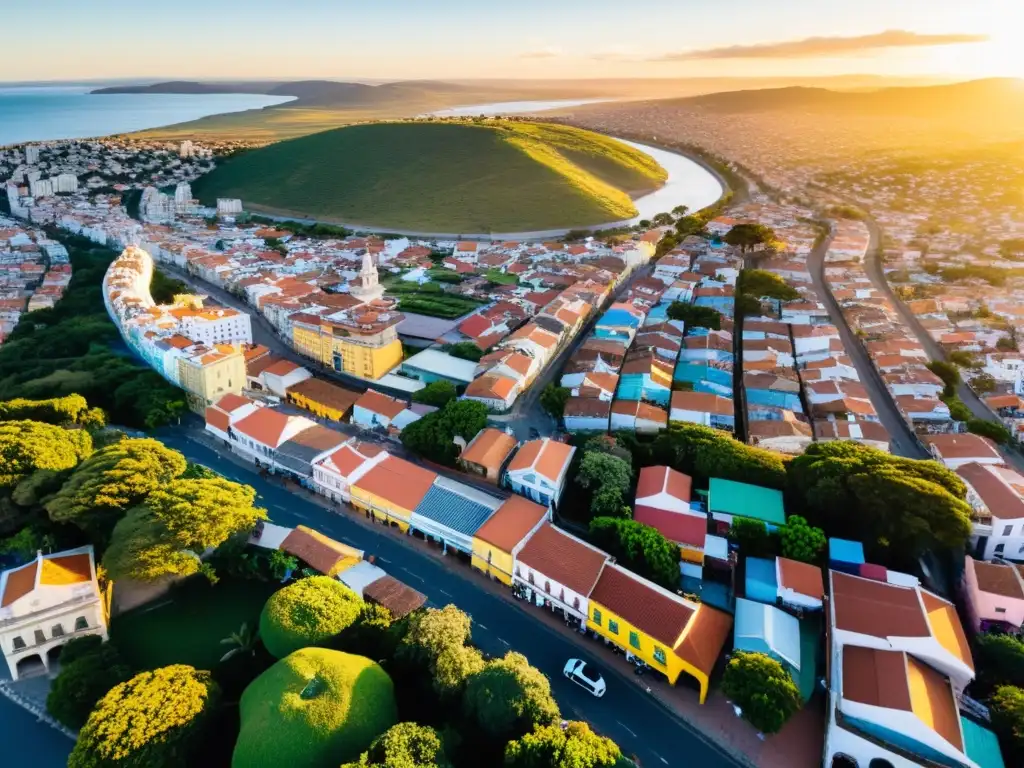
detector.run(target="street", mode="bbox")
[157,429,744,768]
[0,695,72,767]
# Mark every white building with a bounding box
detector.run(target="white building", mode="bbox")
[24,145,40,165]
[217,198,243,217]
[958,461,1024,563]
[0,546,108,681]
[177,305,253,346]
[180,140,195,158]
[349,251,384,305]
[312,439,389,503]
[54,174,78,194]
[174,182,193,214]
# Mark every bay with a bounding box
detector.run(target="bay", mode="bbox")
[0,86,293,147]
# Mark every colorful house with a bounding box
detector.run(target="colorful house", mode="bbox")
[286,377,360,422]
[471,496,550,585]
[707,478,786,533]
[459,427,518,482]
[311,439,388,502]
[349,455,437,531]
[505,438,576,508]
[669,391,735,431]
[617,350,673,407]
[962,556,1024,633]
[352,389,408,430]
[587,563,732,703]
[409,477,503,555]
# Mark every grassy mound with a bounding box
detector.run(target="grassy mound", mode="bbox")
[259,575,362,659]
[193,121,666,232]
[233,647,398,768]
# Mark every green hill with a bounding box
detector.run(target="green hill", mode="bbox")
[192,121,666,232]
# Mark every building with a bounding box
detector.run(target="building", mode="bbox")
[505,438,576,507]
[471,496,550,585]
[281,526,363,577]
[733,597,805,695]
[349,251,385,305]
[409,477,504,555]
[563,397,612,432]
[273,425,348,479]
[291,305,404,381]
[958,461,1024,562]
[924,434,1003,470]
[256,359,312,398]
[350,455,438,531]
[400,349,477,388]
[229,407,317,469]
[0,546,107,681]
[173,304,253,346]
[176,343,248,411]
[669,391,735,431]
[352,389,408,430]
[204,393,261,442]
[458,428,518,482]
[587,563,732,703]
[462,374,520,412]
[286,377,360,422]
[962,556,1024,634]
[311,439,388,503]
[707,478,786,533]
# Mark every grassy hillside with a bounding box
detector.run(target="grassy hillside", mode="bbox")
[192,121,666,232]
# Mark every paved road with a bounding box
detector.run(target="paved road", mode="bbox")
[0,696,72,767]
[807,221,927,458]
[157,429,743,768]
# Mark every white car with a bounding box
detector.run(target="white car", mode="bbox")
[563,658,606,697]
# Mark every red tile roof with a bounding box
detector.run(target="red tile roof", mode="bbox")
[590,563,695,648]
[474,496,549,553]
[634,506,706,549]
[517,523,607,596]
[233,407,292,448]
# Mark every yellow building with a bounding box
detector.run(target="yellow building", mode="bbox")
[586,563,732,703]
[291,307,404,381]
[286,377,359,422]
[470,496,550,585]
[176,343,247,413]
[349,455,436,532]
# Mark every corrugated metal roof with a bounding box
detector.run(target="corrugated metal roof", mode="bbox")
[412,481,500,540]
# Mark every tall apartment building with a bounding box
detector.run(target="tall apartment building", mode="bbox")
[172,302,253,346]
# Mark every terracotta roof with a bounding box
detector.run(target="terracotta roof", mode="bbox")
[831,571,930,638]
[508,438,574,483]
[460,428,517,472]
[353,456,437,512]
[956,462,1024,519]
[354,389,407,420]
[670,391,734,416]
[842,645,912,710]
[233,407,292,448]
[636,465,692,503]
[517,523,608,596]
[473,496,549,552]
[215,393,253,413]
[971,558,1024,600]
[634,505,706,548]
[464,374,517,400]
[925,433,1002,461]
[676,604,733,677]
[1,560,37,607]
[287,377,359,414]
[777,557,824,599]
[262,359,303,377]
[39,554,92,585]
[205,406,230,433]
[363,575,426,619]
[281,526,360,576]
[590,563,695,648]
[285,425,346,453]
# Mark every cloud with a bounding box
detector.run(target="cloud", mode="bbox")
[518,46,566,60]
[656,29,990,61]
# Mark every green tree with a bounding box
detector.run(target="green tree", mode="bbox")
[397,605,484,700]
[967,418,1010,445]
[949,350,980,369]
[413,381,458,408]
[463,651,561,743]
[779,515,825,564]
[539,385,571,421]
[45,437,187,536]
[729,517,776,558]
[442,342,484,362]
[0,394,99,426]
[103,477,266,583]
[674,215,706,238]
[990,685,1024,766]
[576,451,632,517]
[0,420,92,488]
[588,517,681,590]
[974,633,1024,694]
[665,302,721,330]
[724,223,776,253]
[738,269,799,302]
[259,575,363,658]
[504,721,630,768]
[971,372,998,393]
[401,400,488,466]
[69,665,220,768]
[345,722,452,768]
[927,360,961,397]
[722,652,800,734]
[47,639,132,729]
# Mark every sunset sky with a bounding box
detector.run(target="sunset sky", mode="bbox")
[5,0,1021,82]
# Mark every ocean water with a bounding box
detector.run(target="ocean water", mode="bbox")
[0,86,294,147]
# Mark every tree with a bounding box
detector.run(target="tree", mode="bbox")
[0,394,100,426]
[442,342,484,362]
[588,517,681,590]
[779,515,825,564]
[413,381,457,408]
[259,575,363,658]
[345,722,452,768]
[505,721,629,768]
[47,639,132,729]
[968,418,1010,445]
[463,651,561,743]
[397,605,484,700]
[974,633,1024,694]
[737,269,799,302]
[729,518,776,558]
[103,477,266,583]
[69,665,220,768]
[990,685,1024,766]
[950,350,981,369]
[971,372,998,393]
[721,652,801,735]
[576,451,633,518]
[724,223,776,253]
[401,400,488,466]
[539,385,571,421]
[46,437,187,536]
[0,420,92,489]
[997,335,1019,352]
[927,360,961,397]
[665,302,721,330]
[671,205,689,217]
[674,215,705,238]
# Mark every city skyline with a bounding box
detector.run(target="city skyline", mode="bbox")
[3,0,1021,83]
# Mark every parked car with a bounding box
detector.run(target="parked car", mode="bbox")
[563,658,606,697]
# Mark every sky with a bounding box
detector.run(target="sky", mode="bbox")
[4,0,1022,83]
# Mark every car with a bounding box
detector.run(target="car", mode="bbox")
[563,658,606,697]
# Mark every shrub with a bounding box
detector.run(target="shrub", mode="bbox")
[722,652,800,735]
[344,722,451,768]
[259,576,363,658]
[47,639,132,729]
[779,515,826,564]
[233,648,398,768]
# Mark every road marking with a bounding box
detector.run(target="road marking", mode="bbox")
[616,721,636,739]
[439,589,452,597]
[340,536,356,545]
[476,623,488,630]
[377,557,391,564]
[498,637,510,646]
[399,567,425,582]
[654,755,668,765]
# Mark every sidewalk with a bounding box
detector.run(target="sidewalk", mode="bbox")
[186,430,824,768]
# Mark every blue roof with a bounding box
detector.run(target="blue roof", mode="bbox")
[961,717,1005,768]
[734,598,800,670]
[412,483,497,537]
[597,308,642,328]
[745,557,778,605]
[828,538,865,565]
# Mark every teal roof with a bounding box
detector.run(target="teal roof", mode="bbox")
[961,717,1005,768]
[708,478,785,525]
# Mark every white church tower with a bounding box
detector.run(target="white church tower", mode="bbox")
[349,251,384,304]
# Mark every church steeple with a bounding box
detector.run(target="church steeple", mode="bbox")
[350,250,384,304]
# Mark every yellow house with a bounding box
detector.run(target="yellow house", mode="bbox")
[470,496,550,585]
[291,309,404,381]
[285,377,359,422]
[349,455,436,532]
[176,343,247,412]
[586,563,733,703]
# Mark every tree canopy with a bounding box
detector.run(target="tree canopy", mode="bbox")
[576,451,633,517]
[588,517,681,590]
[462,651,561,743]
[974,633,1024,695]
[259,575,363,658]
[665,303,721,330]
[539,385,571,421]
[779,515,825,564]
[344,722,452,768]
[738,269,799,302]
[990,685,1024,766]
[442,342,485,362]
[401,400,489,466]
[724,223,776,253]
[722,652,801,735]
[413,381,458,408]
[397,605,484,700]
[69,665,220,768]
[0,419,92,489]
[504,721,630,768]
[0,394,104,428]
[47,637,132,729]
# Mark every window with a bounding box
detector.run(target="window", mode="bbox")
[544,581,551,594]
[74,617,88,631]
[608,620,619,635]
[995,543,1006,555]
[629,631,641,650]
[34,629,45,645]
[12,636,25,650]
[995,607,1006,613]
[592,608,602,626]
[653,647,666,665]
[528,572,535,585]
[1003,524,1014,536]
[573,597,580,610]
[51,624,64,638]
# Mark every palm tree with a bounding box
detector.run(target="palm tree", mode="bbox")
[219,622,257,662]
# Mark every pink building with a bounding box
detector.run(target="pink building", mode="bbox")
[962,556,1024,633]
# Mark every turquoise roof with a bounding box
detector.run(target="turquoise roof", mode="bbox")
[828,537,865,566]
[961,717,1005,768]
[708,478,785,525]
[734,598,800,670]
